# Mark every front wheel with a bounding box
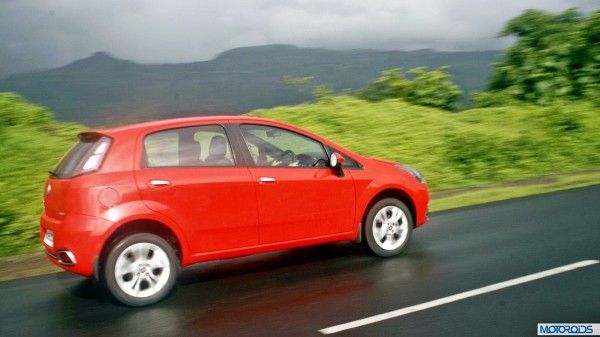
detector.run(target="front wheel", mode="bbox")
[362,198,413,257]
[103,233,178,306]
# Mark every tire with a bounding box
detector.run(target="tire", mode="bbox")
[103,233,178,306]
[362,198,413,257]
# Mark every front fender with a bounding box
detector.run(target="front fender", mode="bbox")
[350,169,428,230]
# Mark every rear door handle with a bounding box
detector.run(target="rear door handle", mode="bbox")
[259,177,276,184]
[149,180,171,187]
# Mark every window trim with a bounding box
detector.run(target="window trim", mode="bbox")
[141,124,238,169]
[238,123,331,169]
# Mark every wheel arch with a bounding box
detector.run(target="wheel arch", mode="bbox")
[363,188,417,228]
[99,219,183,273]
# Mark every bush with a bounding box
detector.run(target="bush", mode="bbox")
[0,93,85,256]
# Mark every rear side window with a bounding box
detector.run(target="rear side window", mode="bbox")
[143,125,234,167]
[51,133,112,178]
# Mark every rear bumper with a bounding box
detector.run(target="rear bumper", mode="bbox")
[44,249,77,266]
[40,211,113,277]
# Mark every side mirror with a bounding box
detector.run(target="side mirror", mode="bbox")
[329,152,345,169]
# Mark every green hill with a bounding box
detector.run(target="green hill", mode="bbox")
[0,45,499,126]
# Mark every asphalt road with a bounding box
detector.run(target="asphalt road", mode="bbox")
[1,185,599,337]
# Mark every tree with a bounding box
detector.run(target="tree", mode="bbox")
[283,75,314,93]
[488,8,600,105]
[282,76,335,102]
[408,66,463,111]
[313,84,334,101]
[357,67,462,111]
[357,68,412,102]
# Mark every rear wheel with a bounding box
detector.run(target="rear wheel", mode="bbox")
[103,233,177,306]
[363,198,413,257]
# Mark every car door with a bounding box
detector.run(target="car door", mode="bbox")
[238,124,355,244]
[134,124,259,253]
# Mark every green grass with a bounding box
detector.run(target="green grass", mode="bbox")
[430,171,600,211]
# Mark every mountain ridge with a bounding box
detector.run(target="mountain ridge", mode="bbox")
[0,45,500,126]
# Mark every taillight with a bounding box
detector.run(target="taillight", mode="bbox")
[72,137,112,177]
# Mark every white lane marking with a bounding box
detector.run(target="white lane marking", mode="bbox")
[319,260,600,335]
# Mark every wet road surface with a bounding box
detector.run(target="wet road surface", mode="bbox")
[1,185,599,336]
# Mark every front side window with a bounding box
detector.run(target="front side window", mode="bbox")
[240,124,328,168]
[144,125,234,167]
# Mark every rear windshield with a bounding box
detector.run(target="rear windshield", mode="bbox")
[50,133,110,179]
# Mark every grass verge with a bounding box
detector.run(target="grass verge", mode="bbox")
[1,170,599,281]
[430,170,600,212]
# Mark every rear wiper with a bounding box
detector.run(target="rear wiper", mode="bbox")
[48,170,58,178]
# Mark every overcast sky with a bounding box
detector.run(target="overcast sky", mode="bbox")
[1,0,598,73]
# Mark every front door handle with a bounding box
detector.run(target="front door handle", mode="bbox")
[149,180,171,187]
[259,177,277,184]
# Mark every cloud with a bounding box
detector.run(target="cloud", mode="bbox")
[0,0,598,73]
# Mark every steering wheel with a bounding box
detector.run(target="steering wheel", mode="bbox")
[312,158,328,167]
[279,150,296,165]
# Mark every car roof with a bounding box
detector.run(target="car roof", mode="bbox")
[93,115,279,137]
[85,115,362,163]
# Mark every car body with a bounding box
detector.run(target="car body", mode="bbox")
[41,116,429,306]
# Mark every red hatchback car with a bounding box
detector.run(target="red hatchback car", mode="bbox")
[41,116,429,306]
